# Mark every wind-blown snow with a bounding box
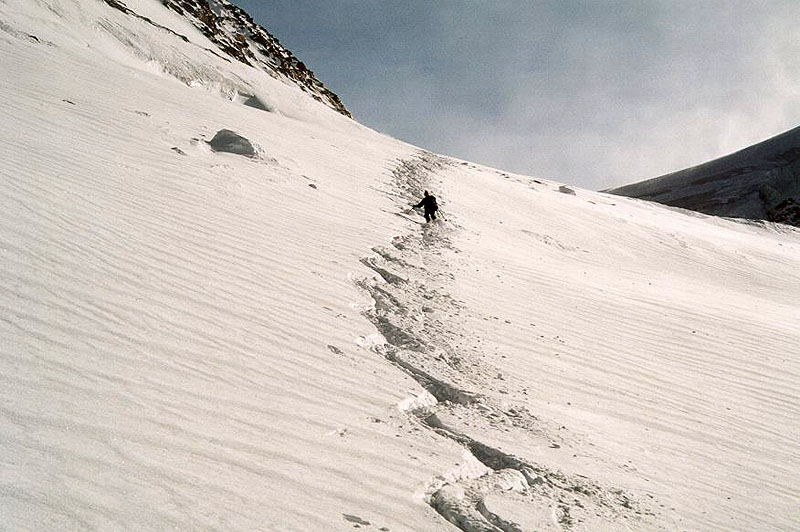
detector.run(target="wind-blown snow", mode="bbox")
[2,1,799,531]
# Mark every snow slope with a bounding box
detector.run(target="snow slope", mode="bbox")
[2,1,799,530]
[608,125,800,225]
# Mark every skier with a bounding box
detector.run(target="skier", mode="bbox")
[413,190,439,222]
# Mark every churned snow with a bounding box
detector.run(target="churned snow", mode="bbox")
[2,1,799,530]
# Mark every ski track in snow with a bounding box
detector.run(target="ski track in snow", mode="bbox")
[437,166,800,531]
[2,1,800,530]
[1,5,454,529]
[356,153,665,531]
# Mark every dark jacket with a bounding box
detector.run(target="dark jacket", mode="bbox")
[414,194,438,214]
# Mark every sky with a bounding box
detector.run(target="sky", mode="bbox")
[230,0,800,190]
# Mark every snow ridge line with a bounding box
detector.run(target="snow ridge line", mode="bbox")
[355,153,660,531]
[101,0,193,44]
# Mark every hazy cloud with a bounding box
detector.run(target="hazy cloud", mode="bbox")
[232,0,800,189]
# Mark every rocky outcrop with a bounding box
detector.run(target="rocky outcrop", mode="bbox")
[768,197,800,226]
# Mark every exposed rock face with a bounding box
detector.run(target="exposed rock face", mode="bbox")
[609,125,800,227]
[768,198,800,226]
[102,0,350,117]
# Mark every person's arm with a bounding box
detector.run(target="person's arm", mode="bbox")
[412,199,423,208]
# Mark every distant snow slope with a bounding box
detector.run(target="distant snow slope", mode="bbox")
[608,125,800,226]
[2,1,799,531]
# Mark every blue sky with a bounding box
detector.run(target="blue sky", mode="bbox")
[230,1,800,190]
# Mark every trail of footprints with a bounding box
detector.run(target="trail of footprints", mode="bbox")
[353,153,661,531]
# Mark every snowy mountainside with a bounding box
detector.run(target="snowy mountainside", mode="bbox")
[157,0,350,117]
[608,125,800,226]
[2,0,800,531]
[78,0,349,116]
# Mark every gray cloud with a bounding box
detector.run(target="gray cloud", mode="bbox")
[232,0,800,189]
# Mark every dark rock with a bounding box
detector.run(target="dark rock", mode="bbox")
[243,95,271,112]
[208,129,256,158]
[342,514,370,526]
[768,197,800,226]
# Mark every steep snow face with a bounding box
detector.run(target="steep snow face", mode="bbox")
[58,0,349,117]
[3,1,800,531]
[609,125,800,226]
[155,0,351,117]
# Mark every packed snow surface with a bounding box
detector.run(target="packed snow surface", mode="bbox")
[2,1,799,530]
